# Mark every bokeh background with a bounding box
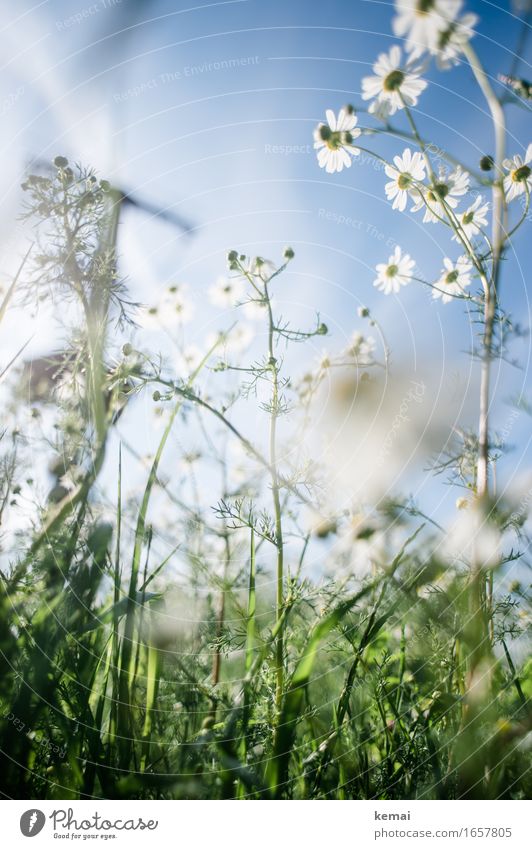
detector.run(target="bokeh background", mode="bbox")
[1,0,531,533]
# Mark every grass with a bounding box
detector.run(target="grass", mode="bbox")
[0,148,530,802]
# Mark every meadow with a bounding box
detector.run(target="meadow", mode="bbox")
[0,0,531,801]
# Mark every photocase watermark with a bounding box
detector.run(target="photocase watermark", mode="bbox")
[56,0,121,31]
[264,143,312,155]
[20,809,46,837]
[113,56,260,102]
[19,808,159,839]
[2,710,66,759]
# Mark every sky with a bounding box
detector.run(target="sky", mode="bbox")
[1,0,531,548]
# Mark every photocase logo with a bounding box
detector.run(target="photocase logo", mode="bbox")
[20,810,46,837]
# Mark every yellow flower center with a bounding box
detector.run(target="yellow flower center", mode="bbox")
[512,164,531,183]
[383,70,405,92]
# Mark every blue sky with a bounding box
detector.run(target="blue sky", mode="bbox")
[1,0,531,527]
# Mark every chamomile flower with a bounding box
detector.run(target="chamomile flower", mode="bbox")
[393,0,461,56]
[344,331,376,364]
[503,144,532,202]
[362,46,427,117]
[385,148,426,211]
[452,195,489,241]
[433,256,472,303]
[140,284,195,329]
[435,11,478,69]
[314,107,361,173]
[174,344,203,377]
[374,245,415,294]
[208,275,245,309]
[411,165,469,222]
[159,284,195,325]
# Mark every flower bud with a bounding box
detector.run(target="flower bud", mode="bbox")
[358,306,370,318]
[317,323,328,335]
[152,390,161,402]
[480,155,494,171]
[54,155,68,168]
[283,246,295,260]
[122,343,133,356]
[227,250,238,263]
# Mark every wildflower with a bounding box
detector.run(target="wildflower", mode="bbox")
[207,324,254,355]
[313,107,361,173]
[444,503,500,569]
[142,285,195,329]
[344,332,376,364]
[503,144,532,202]
[374,245,415,294]
[208,275,245,308]
[411,165,469,222]
[453,194,489,241]
[174,344,203,377]
[392,0,462,57]
[362,46,427,117]
[385,148,426,211]
[433,256,472,302]
[435,10,478,69]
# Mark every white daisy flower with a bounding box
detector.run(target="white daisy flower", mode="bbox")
[344,331,376,364]
[385,148,426,211]
[374,245,415,294]
[362,46,427,117]
[243,297,270,321]
[435,11,478,69]
[208,275,245,309]
[453,195,489,241]
[433,256,472,303]
[314,107,361,173]
[411,165,469,222]
[174,344,203,377]
[393,0,461,56]
[503,144,532,202]
[160,284,195,325]
[207,323,254,356]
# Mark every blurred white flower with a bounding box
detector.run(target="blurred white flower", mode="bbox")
[385,148,426,211]
[411,166,469,222]
[142,285,195,329]
[240,256,277,283]
[433,256,472,303]
[435,11,478,69]
[374,245,415,294]
[362,46,427,117]
[393,0,462,57]
[244,302,269,324]
[207,323,254,356]
[443,505,500,569]
[503,145,532,202]
[174,344,203,377]
[313,107,361,173]
[315,367,463,506]
[344,332,376,364]
[161,284,195,325]
[208,275,245,309]
[453,195,489,241]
